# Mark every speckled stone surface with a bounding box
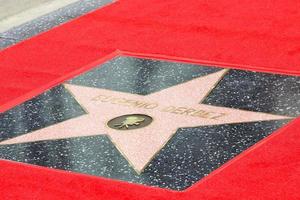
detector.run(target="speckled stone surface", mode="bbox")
[0,56,299,190]
[0,0,112,49]
[0,85,86,141]
[68,56,221,94]
[203,70,300,117]
[0,120,288,190]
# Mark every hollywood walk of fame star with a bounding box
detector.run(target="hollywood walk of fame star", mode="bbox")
[0,69,291,173]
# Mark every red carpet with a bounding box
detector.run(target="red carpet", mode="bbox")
[0,0,299,199]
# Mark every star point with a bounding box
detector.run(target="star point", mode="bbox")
[0,70,291,172]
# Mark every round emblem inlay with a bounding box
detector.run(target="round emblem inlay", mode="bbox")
[107,114,153,130]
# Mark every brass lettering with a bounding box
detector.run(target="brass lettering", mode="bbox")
[92,95,227,120]
[162,106,227,120]
[92,94,158,110]
[161,106,176,112]
[181,108,197,115]
[211,113,227,119]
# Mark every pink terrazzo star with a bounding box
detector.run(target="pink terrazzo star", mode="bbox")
[0,69,291,173]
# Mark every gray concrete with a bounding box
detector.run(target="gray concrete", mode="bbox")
[0,0,55,20]
[0,0,112,49]
[0,0,82,32]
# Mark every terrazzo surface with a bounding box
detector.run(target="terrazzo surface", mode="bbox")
[0,56,298,190]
